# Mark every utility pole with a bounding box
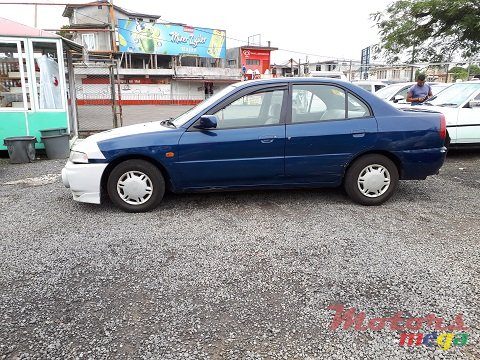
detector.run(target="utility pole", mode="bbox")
[109,0,117,53]
[34,4,37,28]
[410,45,416,81]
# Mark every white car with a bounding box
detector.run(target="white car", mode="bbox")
[308,71,348,81]
[399,81,480,147]
[352,80,387,93]
[375,82,451,104]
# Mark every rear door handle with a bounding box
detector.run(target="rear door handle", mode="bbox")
[259,135,277,143]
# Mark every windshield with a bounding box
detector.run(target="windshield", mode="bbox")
[431,83,450,95]
[171,83,241,127]
[375,83,410,100]
[428,83,480,107]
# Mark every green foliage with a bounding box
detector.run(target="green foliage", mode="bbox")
[449,66,468,80]
[371,0,480,63]
[468,64,480,75]
[56,25,73,40]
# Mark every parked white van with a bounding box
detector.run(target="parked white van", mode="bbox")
[308,71,348,81]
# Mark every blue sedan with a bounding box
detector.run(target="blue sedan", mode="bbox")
[62,78,448,212]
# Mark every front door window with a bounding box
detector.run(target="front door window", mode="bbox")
[212,89,285,129]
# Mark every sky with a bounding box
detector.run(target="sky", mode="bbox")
[0,0,393,64]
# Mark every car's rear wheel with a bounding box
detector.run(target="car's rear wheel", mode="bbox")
[107,159,165,212]
[344,154,399,205]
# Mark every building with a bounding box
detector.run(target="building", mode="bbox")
[62,1,242,103]
[370,65,420,82]
[306,60,359,81]
[226,44,278,79]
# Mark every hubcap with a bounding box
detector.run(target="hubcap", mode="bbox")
[357,164,391,198]
[116,171,153,205]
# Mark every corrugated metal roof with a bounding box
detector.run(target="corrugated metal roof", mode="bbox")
[0,17,59,38]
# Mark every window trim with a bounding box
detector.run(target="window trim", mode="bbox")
[27,38,66,112]
[288,82,372,124]
[0,38,28,112]
[187,84,288,132]
[81,33,96,51]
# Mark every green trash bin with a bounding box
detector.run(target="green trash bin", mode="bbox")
[3,136,37,164]
[41,131,71,159]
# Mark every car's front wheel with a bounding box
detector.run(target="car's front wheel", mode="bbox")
[107,159,165,212]
[344,154,399,206]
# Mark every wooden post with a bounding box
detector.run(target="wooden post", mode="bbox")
[109,0,117,52]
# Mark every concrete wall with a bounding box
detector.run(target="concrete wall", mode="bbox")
[175,66,241,80]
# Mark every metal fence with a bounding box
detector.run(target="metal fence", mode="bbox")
[72,63,122,134]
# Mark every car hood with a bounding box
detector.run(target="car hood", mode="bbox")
[89,121,174,143]
[72,121,175,159]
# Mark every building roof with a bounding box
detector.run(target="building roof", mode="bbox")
[239,45,279,52]
[62,1,160,20]
[63,23,110,29]
[0,17,59,38]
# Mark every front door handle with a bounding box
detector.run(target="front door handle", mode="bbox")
[351,129,365,138]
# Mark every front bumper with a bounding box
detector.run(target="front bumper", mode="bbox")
[62,161,108,204]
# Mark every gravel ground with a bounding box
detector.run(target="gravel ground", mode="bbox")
[0,150,479,359]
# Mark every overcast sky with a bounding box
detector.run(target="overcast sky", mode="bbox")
[0,0,392,63]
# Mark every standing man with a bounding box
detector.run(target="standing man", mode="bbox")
[407,74,433,105]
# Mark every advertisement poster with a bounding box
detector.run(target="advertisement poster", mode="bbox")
[118,20,226,59]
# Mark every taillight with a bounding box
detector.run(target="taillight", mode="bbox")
[439,114,446,140]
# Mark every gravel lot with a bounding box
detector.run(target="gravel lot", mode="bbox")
[0,149,479,359]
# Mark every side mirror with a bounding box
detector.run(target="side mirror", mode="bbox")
[194,115,218,129]
[393,95,404,103]
[468,99,480,108]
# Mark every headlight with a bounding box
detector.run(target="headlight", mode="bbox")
[69,150,88,164]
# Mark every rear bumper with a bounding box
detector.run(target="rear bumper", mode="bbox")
[62,161,108,204]
[395,147,447,180]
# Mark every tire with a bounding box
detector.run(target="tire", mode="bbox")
[344,154,399,206]
[107,159,165,212]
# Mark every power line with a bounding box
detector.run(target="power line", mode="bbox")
[1,1,362,62]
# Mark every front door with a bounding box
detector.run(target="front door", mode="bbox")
[177,86,287,189]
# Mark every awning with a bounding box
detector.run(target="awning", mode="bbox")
[0,16,58,38]
[61,37,84,54]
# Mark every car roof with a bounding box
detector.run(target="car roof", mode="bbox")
[353,80,386,84]
[233,77,353,88]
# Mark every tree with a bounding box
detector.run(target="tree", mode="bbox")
[371,0,480,63]
[56,25,73,40]
[449,66,468,81]
[468,64,480,76]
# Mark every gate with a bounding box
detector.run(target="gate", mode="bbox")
[72,63,122,135]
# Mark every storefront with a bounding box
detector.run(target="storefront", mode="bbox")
[0,18,69,150]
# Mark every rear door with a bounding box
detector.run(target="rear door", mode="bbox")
[285,83,378,184]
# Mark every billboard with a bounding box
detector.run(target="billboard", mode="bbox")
[118,20,226,59]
